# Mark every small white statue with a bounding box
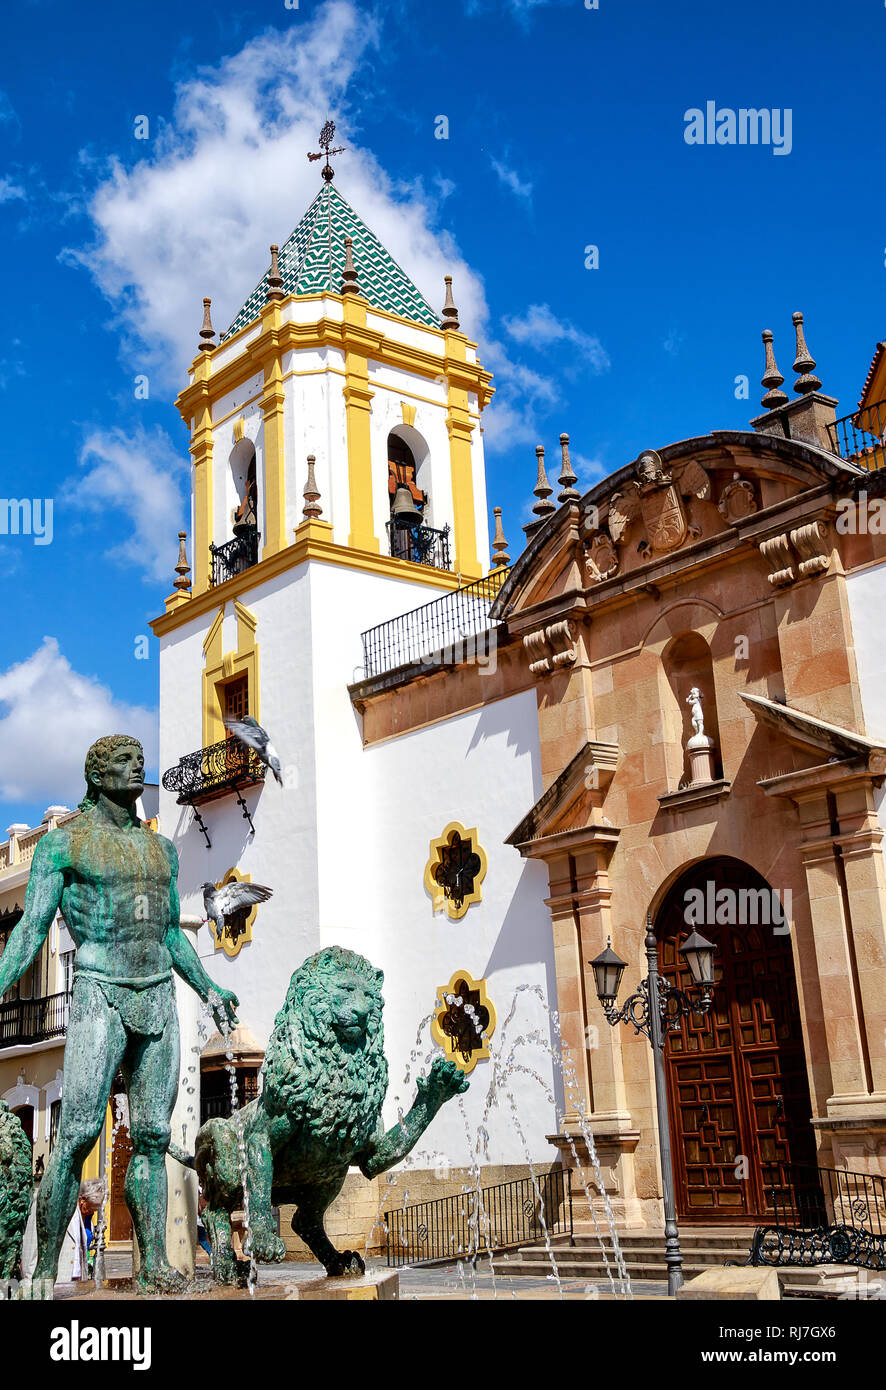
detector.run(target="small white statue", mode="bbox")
[686,687,705,738]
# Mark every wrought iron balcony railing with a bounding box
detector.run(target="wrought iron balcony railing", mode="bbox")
[387,520,451,571]
[210,525,261,586]
[162,737,267,806]
[826,399,886,469]
[0,991,70,1049]
[358,566,511,681]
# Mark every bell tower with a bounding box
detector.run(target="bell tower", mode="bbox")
[168,149,493,608]
[152,138,496,1047]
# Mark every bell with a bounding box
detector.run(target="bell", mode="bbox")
[391,483,424,529]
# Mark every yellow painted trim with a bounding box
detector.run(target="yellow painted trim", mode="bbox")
[260,302,287,558]
[177,312,493,431]
[342,292,378,553]
[210,866,257,958]
[401,401,417,427]
[423,820,488,920]
[430,969,497,1075]
[201,602,260,747]
[190,372,214,596]
[233,415,246,442]
[151,534,461,637]
[445,332,480,579]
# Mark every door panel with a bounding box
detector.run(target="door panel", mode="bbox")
[657,858,816,1223]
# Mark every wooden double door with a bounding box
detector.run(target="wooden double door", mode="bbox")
[656,857,816,1223]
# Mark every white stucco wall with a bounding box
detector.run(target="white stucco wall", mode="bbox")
[847,565,886,854]
[158,555,558,1169]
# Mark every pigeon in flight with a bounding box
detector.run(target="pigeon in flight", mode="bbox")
[202,880,273,937]
[224,715,283,785]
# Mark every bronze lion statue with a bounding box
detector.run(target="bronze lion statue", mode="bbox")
[194,946,468,1282]
[0,1101,32,1281]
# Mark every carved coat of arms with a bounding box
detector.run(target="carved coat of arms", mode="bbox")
[608,450,711,556]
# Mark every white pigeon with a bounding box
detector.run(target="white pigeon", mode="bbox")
[224,714,283,785]
[202,880,273,937]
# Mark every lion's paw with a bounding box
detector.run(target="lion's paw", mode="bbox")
[246,1230,287,1263]
[326,1250,366,1278]
[423,1057,470,1103]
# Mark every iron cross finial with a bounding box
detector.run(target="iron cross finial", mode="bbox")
[307,120,345,184]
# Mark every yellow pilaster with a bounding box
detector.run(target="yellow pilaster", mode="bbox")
[444,330,480,578]
[260,303,287,558]
[190,353,214,596]
[201,602,260,749]
[342,294,378,553]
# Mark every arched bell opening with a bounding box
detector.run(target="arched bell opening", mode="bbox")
[654,855,816,1223]
[229,438,258,534]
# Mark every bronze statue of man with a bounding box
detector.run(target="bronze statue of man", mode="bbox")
[0,735,238,1295]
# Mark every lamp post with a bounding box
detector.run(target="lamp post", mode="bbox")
[590,916,717,1297]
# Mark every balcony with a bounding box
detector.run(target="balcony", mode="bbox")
[210,525,260,586]
[356,566,511,684]
[162,737,267,806]
[0,991,70,1049]
[387,520,451,571]
[827,399,886,469]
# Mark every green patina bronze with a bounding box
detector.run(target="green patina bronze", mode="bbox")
[0,735,238,1297]
[195,946,469,1282]
[0,1101,33,1280]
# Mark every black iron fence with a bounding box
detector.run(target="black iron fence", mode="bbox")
[0,991,70,1049]
[360,566,511,680]
[162,736,267,805]
[387,520,451,571]
[749,1165,886,1270]
[210,526,261,586]
[385,1168,572,1267]
[826,399,886,469]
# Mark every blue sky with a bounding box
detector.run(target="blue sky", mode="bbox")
[0,0,883,826]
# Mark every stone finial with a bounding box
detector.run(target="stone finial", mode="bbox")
[791,312,822,395]
[760,330,788,409]
[531,445,556,521]
[302,455,322,519]
[198,298,216,354]
[442,275,460,332]
[173,531,192,591]
[266,244,284,302]
[491,507,511,567]
[340,236,360,296]
[557,432,580,503]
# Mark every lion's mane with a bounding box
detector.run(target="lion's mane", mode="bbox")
[262,947,389,1156]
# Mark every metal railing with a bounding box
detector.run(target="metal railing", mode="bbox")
[387,520,451,571]
[359,566,511,680]
[210,526,261,586]
[162,736,267,805]
[385,1168,572,1267]
[0,991,70,1049]
[749,1165,886,1270]
[826,399,886,469]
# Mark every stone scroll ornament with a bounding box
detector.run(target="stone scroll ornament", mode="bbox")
[189,946,469,1284]
[0,734,239,1298]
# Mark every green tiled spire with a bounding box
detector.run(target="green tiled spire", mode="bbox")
[222,184,442,340]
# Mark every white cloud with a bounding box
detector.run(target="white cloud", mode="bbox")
[0,91,18,127]
[0,639,157,808]
[62,425,187,583]
[490,157,533,201]
[71,1,489,387]
[503,302,610,372]
[0,177,25,204]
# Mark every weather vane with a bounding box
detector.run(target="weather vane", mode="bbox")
[308,120,345,185]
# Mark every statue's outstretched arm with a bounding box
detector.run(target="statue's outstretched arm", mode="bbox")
[0,837,63,997]
[358,1059,468,1179]
[162,840,239,1032]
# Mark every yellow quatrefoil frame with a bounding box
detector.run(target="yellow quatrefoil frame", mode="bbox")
[431,970,496,1074]
[423,821,488,920]
[210,866,258,959]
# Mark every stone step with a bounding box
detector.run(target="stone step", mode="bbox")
[561,1233,753,1252]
